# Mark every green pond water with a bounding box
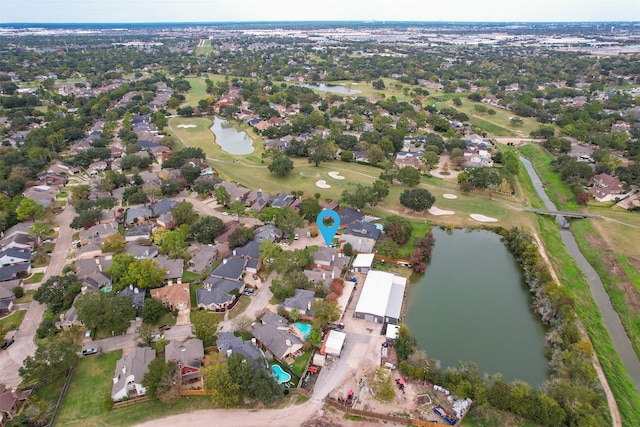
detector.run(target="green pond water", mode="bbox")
[405,228,549,386]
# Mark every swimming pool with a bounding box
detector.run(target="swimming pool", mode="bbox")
[271,364,291,384]
[294,322,311,339]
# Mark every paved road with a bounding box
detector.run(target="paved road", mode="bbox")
[218,271,275,333]
[0,204,75,387]
[179,196,263,227]
[90,324,194,354]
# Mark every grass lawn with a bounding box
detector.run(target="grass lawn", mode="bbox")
[182,270,202,283]
[14,289,35,304]
[228,295,251,320]
[56,350,122,427]
[156,311,177,327]
[189,282,203,307]
[0,310,26,331]
[25,272,44,284]
[290,350,313,376]
[182,77,209,107]
[189,310,224,325]
[445,98,543,136]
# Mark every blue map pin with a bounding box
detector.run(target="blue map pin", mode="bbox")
[316,210,341,247]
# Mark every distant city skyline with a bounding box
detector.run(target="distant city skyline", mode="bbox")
[1,0,639,24]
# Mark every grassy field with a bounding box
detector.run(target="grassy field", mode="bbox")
[0,310,26,331]
[182,270,202,283]
[25,272,44,284]
[194,40,213,56]
[57,350,122,426]
[450,98,542,136]
[182,77,209,108]
[228,295,251,320]
[14,289,35,304]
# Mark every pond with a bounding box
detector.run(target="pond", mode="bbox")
[405,228,549,386]
[209,116,254,155]
[299,83,361,95]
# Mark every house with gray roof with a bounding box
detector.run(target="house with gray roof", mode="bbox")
[126,206,153,225]
[0,286,15,314]
[197,277,243,311]
[155,255,184,284]
[283,289,316,317]
[342,221,381,253]
[165,339,204,381]
[269,192,295,208]
[216,332,265,369]
[151,198,177,216]
[218,181,250,203]
[313,247,348,270]
[117,284,146,311]
[188,245,218,274]
[0,248,31,266]
[209,257,246,281]
[251,312,303,361]
[232,240,261,261]
[125,243,159,260]
[79,222,119,243]
[253,223,283,243]
[111,347,156,401]
[0,233,35,251]
[55,306,83,330]
[0,264,29,282]
[125,224,153,242]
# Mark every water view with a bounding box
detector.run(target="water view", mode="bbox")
[405,228,549,386]
[300,83,361,95]
[209,116,254,155]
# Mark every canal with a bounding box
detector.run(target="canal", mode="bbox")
[405,227,549,386]
[209,116,254,155]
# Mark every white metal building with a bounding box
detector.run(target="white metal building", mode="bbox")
[352,253,375,273]
[354,270,407,324]
[321,330,347,357]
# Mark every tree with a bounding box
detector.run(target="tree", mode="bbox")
[193,179,215,196]
[397,166,421,186]
[70,210,102,229]
[214,185,231,206]
[259,240,283,269]
[343,242,353,257]
[191,216,225,244]
[34,274,81,314]
[464,166,501,190]
[311,300,340,329]
[510,117,524,127]
[141,297,168,324]
[101,234,126,254]
[160,179,183,197]
[372,79,386,90]
[297,197,322,222]
[422,151,440,170]
[121,259,166,290]
[268,154,294,177]
[274,206,303,235]
[340,150,354,162]
[203,359,241,408]
[137,324,156,346]
[24,397,51,426]
[159,230,188,259]
[229,226,254,249]
[231,315,252,333]
[227,353,254,393]
[366,145,385,164]
[142,358,178,400]
[399,188,435,211]
[75,292,136,335]
[16,198,44,222]
[383,215,413,245]
[191,311,219,347]
[19,333,80,385]
[248,367,283,404]
[172,201,198,226]
[228,201,246,221]
[107,254,136,287]
[180,164,201,185]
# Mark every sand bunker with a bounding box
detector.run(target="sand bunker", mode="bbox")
[177,124,197,129]
[328,171,345,180]
[443,194,458,200]
[470,214,498,223]
[316,180,331,189]
[428,206,455,216]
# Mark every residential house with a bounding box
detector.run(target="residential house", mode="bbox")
[125,224,153,242]
[126,206,153,225]
[0,234,35,251]
[352,253,375,274]
[150,283,190,312]
[34,172,68,187]
[248,190,270,212]
[216,332,264,368]
[338,208,365,228]
[251,312,303,361]
[283,289,316,318]
[22,185,58,208]
[0,385,32,425]
[75,241,103,260]
[117,284,146,311]
[125,243,159,260]
[253,223,283,243]
[0,287,14,314]
[589,173,628,202]
[111,347,156,401]
[232,240,261,274]
[79,222,119,243]
[155,255,184,284]
[312,247,347,270]
[185,158,212,175]
[74,257,112,291]
[151,198,177,216]
[341,221,381,253]
[156,212,176,229]
[0,265,29,283]
[214,221,241,245]
[0,248,30,267]
[303,267,341,289]
[269,192,294,208]
[87,161,108,176]
[208,257,246,281]
[217,182,250,203]
[188,245,218,274]
[165,339,205,382]
[138,171,161,186]
[48,162,80,176]
[197,277,243,311]
[55,306,83,330]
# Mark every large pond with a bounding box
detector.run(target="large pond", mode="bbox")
[405,228,549,386]
[209,116,254,155]
[300,83,361,95]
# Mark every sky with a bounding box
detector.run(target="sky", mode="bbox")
[1,0,639,24]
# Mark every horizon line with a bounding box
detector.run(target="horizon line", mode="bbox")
[2,20,640,25]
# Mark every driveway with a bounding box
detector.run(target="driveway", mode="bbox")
[0,204,75,387]
[218,271,275,333]
[179,196,263,227]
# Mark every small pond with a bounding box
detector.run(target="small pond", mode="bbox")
[209,116,254,155]
[300,83,361,95]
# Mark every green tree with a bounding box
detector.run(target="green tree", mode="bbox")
[33,274,81,314]
[297,197,322,222]
[19,333,80,385]
[24,396,51,426]
[342,242,353,256]
[101,234,126,254]
[397,166,421,186]
[366,145,385,164]
[248,368,283,404]
[259,240,283,269]
[180,164,201,185]
[510,117,524,127]
[311,300,340,329]
[268,154,294,177]
[193,179,215,196]
[274,206,303,235]
[142,358,178,400]
[394,324,417,361]
[340,150,354,162]
[203,360,241,408]
[171,201,198,226]
[383,215,413,245]
[227,353,254,393]
[121,259,166,289]
[159,230,188,259]
[191,216,225,244]
[214,185,231,206]
[107,254,136,287]
[16,198,44,222]
[75,292,136,335]
[141,297,168,324]
[228,200,246,221]
[399,188,435,211]
[191,311,219,347]
[422,151,440,170]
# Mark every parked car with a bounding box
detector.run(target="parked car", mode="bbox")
[294,234,299,240]
[159,324,171,331]
[82,348,98,356]
[252,273,259,281]
[151,333,164,343]
[1,338,14,350]
[243,287,254,296]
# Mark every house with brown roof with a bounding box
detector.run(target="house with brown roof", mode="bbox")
[150,283,190,312]
[0,384,32,425]
[589,173,628,202]
[165,339,204,382]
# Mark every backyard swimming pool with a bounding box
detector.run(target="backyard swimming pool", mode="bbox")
[271,364,291,384]
[294,322,311,339]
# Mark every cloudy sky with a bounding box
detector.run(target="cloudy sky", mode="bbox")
[2,0,639,23]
